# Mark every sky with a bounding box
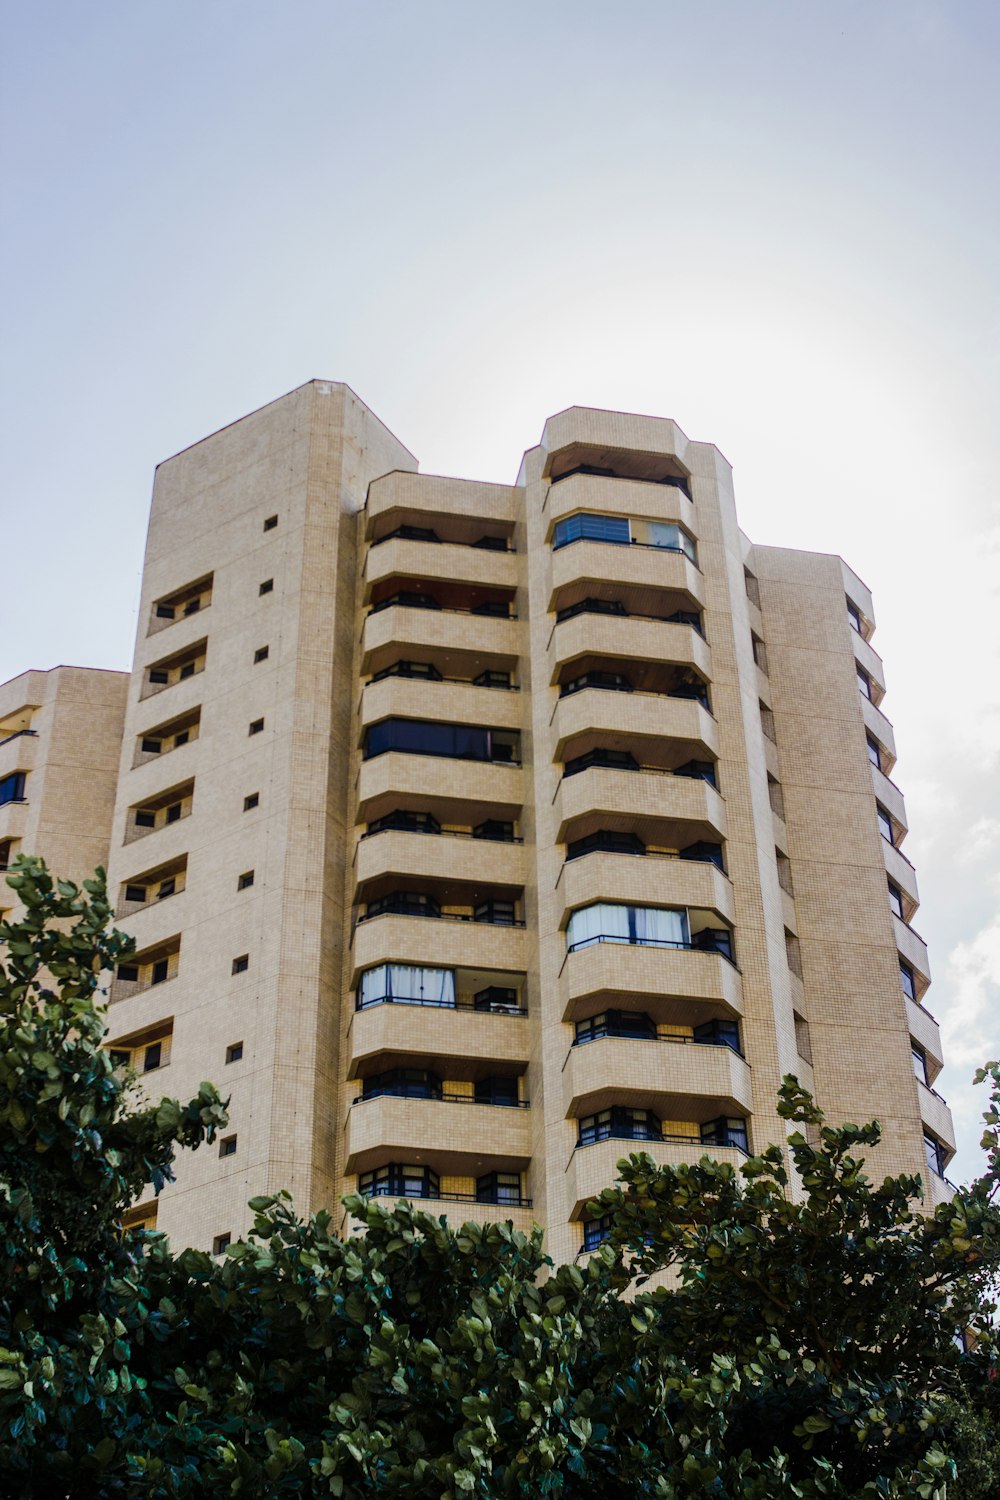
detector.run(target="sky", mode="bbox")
[2,0,998,1180]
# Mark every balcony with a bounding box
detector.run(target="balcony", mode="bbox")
[360,676,522,741]
[546,470,690,529]
[559,851,733,929]
[361,603,519,674]
[563,1033,751,1118]
[861,695,896,762]
[552,688,717,759]
[567,1136,747,1216]
[556,763,725,843]
[366,471,516,539]
[0,729,38,779]
[365,535,518,597]
[550,612,711,683]
[344,1093,531,1174]
[906,997,943,1074]
[893,915,930,979]
[349,999,530,1074]
[917,1083,956,1154]
[883,839,918,904]
[356,826,526,891]
[550,537,703,611]
[562,940,743,1022]
[357,752,521,824]
[853,632,886,698]
[353,912,527,982]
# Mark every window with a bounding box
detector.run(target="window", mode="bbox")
[141,1041,162,1071]
[767,774,785,820]
[473,669,513,689]
[924,1133,946,1178]
[474,1076,521,1107]
[156,878,175,900]
[238,870,255,890]
[366,890,441,920]
[124,883,147,904]
[117,964,140,983]
[368,809,441,837]
[751,633,768,673]
[866,735,882,769]
[574,1010,656,1044]
[149,669,169,686]
[775,849,794,895]
[567,902,690,953]
[150,959,169,986]
[900,960,917,1001]
[226,1042,244,1064]
[553,513,630,549]
[371,589,442,613]
[578,1107,661,1146]
[582,1215,613,1251]
[166,802,182,823]
[174,730,189,746]
[744,568,761,607]
[249,718,264,735]
[785,928,803,979]
[362,718,519,765]
[564,747,639,777]
[759,701,777,742]
[232,954,249,975]
[259,578,274,595]
[358,1164,439,1199]
[362,1068,442,1101]
[219,1135,238,1158]
[141,737,162,755]
[0,839,13,870]
[888,881,905,920]
[474,985,520,1012]
[857,665,872,700]
[701,1117,749,1152]
[357,963,455,1009]
[793,1012,812,1063]
[0,771,27,805]
[108,1033,168,1073]
[912,1042,929,1086]
[263,514,278,531]
[847,599,862,633]
[253,646,269,664]
[372,660,443,683]
[150,575,213,628]
[877,804,895,844]
[679,840,726,871]
[473,898,518,926]
[560,669,633,697]
[476,1171,523,1205]
[179,662,195,681]
[567,830,645,861]
[472,818,515,842]
[557,597,628,622]
[693,1018,742,1053]
[674,759,718,787]
[213,1233,232,1254]
[243,792,260,811]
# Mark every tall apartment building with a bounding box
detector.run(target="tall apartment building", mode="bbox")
[1,382,955,1259]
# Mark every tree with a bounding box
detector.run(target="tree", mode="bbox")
[1,855,998,1498]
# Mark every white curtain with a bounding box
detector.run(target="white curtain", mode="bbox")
[567,903,630,949]
[632,905,688,947]
[359,964,455,1005]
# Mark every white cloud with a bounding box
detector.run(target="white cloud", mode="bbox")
[939,917,1000,1071]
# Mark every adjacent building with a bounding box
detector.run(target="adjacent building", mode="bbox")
[0,382,956,1258]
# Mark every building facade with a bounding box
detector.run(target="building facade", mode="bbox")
[1,382,955,1258]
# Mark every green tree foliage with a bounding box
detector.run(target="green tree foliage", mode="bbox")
[1,856,998,1497]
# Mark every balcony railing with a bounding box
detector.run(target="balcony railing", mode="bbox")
[576,1129,748,1155]
[0,728,37,748]
[357,907,525,928]
[359,1187,532,1208]
[571,1031,744,1058]
[370,526,515,554]
[353,1090,529,1108]
[369,596,516,620]
[567,931,736,965]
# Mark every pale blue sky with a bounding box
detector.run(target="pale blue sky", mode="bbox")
[3,0,998,1179]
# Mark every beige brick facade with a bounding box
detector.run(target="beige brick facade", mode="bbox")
[2,382,955,1250]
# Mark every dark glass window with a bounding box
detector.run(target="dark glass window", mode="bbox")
[553,513,631,549]
[116,964,139,983]
[556,597,628,622]
[183,599,201,617]
[156,878,176,900]
[174,730,189,747]
[679,840,725,870]
[693,928,734,960]
[232,955,249,975]
[474,1076,521,1107]
[148,669,169,686]
[166,802,182,823]
[371,590,441,613]
[473,899,518,926]
[471,599,512,618]
[693,1018,742,1053]
[701,1116,749,1152]
[578,1107,661,1146]
[109,1048,131,1068]
[857,666,872,700]
[473,985,520,1012]
[124,884,146,904]
[366,891,441,920]
[134,809,156,828]
[362,1069,442,1101]
[866,736,882,769]
[473,818,515,842]
[372,660,443,682]
[582,1215,613,1251]
[374,524,440,544]
[359,1164,440,1199]
[368,809,441,836]
[476,1171,522,1204]
[563,747,638,777]
[243,793,259,811]
[888,882,905,920]
[560,670,633,697]
[667,678,710,709]
[473,669,512,688]
[151,959,169,986]
[877,805,895,844]
[141,737,162,755]
[263,514,278,531]
[567,830,645,861]
[143,1041,162,1072]
[673,759,717,787]
[912,1043,929,1086]
[900,960,917,1001]
[574,1010,656,1044]
[155,604,175,620]
[363,718,519,765]
[226,1042,244,1064]
[219,1136,237,1157]
[472,534,508,551]
[179,662,195,680]
[665,609,703,633]
[259,579,274,595]
[847,599,862,633]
